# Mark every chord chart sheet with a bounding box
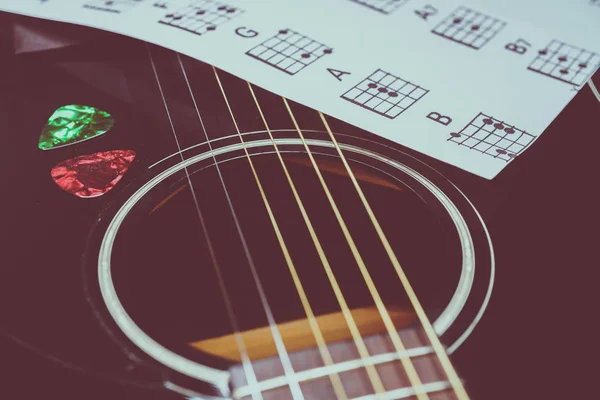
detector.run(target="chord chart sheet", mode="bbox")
[528,40,600,87]
[347,0,408,14]
[246,29,332,75]
[341,69,427,119]
[83,0,144,13]
[1,0,600,180]
[159,1,243,36]
[448,113,535,161]
[478,0,600,50]
[432,6,506,50]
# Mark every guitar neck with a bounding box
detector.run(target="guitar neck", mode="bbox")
[222,310,458,399]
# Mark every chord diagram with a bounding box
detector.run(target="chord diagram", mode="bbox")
[341,69,428,119]
[159,0,243,36]
[432,6,506,49]
[246,29,333,75]
[347,0,408,14]
[448,113,535,161]
[83,0,143,13]
[527,40,600,86]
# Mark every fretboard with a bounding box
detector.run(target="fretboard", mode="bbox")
[229,325,459,400]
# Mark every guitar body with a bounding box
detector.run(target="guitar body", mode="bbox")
[1,15,598,400]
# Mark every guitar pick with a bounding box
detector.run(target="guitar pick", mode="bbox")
[38,104,114,150]
[51,150,135,198]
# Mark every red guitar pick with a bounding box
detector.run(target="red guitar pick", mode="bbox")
[51,150,136,198]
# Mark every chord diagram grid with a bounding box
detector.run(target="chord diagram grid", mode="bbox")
[432,6,506,49]
[159,0,243,36]
[527,40,600,86]
[341,69,428,119]
[246,29,333,75]
[348,0,408,14]
[448,113,535,161]
[83,0,143,13]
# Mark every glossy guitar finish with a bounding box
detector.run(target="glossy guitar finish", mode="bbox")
[1,14,599,400]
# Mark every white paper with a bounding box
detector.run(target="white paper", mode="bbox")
[1,0,599,179]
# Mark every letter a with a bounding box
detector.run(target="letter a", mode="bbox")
[328,68,351,82]
[415,5,438,21]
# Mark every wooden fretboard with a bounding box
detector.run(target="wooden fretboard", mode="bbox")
[229,325,459,400]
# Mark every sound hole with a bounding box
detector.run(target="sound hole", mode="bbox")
[108,148,463,370]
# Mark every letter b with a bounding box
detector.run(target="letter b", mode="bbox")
[427,112,452,126]
[505,42,527,54]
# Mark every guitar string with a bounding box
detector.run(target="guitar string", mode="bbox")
[589,79,600,103]
[147,45,262,399]
[318,113,470,400]
[281,98,429,400]
[176,56,304,400]
[202,67,348,400]
[246,82,389,398]
[162,48,452,398]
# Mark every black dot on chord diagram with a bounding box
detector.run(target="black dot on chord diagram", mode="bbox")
[216,5,236,13]
[527,39,600,86]
[347,0,409,15]
[432,6,506,50]
[158,0,244,36]
[341,69,428,119]
[495,149,513,157]
[83,0,142,13]
[246,29,333,75]
[447,112,535,161]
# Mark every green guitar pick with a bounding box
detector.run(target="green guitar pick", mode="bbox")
[38,104,114,150]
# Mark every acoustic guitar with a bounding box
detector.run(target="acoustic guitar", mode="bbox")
[1,14,598,400]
